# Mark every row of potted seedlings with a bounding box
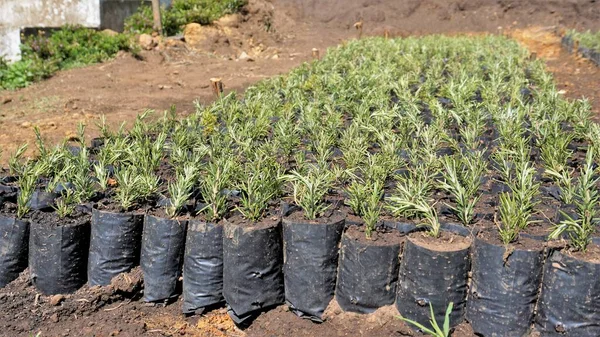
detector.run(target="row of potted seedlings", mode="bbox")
[561,29,600,66]
[1,35,600,336]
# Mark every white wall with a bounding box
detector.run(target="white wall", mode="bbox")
[0,0,101,62]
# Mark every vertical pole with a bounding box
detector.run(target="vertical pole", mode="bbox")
[312,48,320,59]
[152,0,162,34]
[210,78,223,97]
[354,21,363,39]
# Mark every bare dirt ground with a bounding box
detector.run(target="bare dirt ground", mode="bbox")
[0,0,599,336]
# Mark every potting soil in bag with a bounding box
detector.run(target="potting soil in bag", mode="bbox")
[282,215,345,322]
[535,248,600,336]
[141,214,187,303]
[183,220,224,314]
[88,209,144,286]
[467,236,544,336]
[223,220,284,324]
[335,229,402,313]
[0,215,29,287]
[29,217,90,294]
[396,230,471,328]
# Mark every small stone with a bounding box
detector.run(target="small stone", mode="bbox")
[50,313,59,323]
[271,54,279,59]
[139,34,155,50]
[101,29,118,37]
[216,14,242,28]
[238,51,253,61]
[20,122,31,128]
[183,23,220,46]
[1,96,12,104]
[164,37,185,48]
[49,294,65,306]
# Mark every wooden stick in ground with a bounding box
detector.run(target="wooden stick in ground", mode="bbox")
[210,78,223,97]
[529,52,537,61]
[312,48,320,59]
[151,0,162,34]
[354,21,363,39]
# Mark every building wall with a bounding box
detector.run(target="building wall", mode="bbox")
[0,0,100,62]
[101,0,151,32]
[0,0,175,62]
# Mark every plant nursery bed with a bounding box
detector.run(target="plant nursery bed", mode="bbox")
[3,28,600,336]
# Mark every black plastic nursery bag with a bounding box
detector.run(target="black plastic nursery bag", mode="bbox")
[0,215,29,287]
[282,216,344,321]
[140,214,187,302]
[88,209,144,286]
[183,220,224,314]
[223,220,285,324]
[29,219,90,294]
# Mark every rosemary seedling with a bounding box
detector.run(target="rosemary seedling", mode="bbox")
[549,150,599,251]
[236,157,282,222]
[284,165,334,220]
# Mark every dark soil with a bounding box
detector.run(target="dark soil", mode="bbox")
[565,243,600,264]
[95,197,153,214]
[344,224,405,246]
[225,211,281,230]
[0,201,18,216]
[284,208,345,225]
[408,230,472,252]
[0,268,148,337]
[147,206,192,221]
[245,300,477,337]
[28,209,91,228]
[477,227,546,251]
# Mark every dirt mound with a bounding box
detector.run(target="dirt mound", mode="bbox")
[246,299,477,337]
[277,0,600,34]
[0,268,146,336]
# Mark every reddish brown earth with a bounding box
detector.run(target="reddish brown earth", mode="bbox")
[0,0,599,336]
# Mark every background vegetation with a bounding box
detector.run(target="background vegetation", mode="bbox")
[0,0,247,90]
[0,26,138,90]
[568,29,600,50]
[125,0,247,36]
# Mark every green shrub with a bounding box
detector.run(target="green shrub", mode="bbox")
[0,57,55,90]
[124,4,156,35]
[125,0,247,36]
[1,26,139,90]
[567,29,600,51]
[22,26,139,69]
